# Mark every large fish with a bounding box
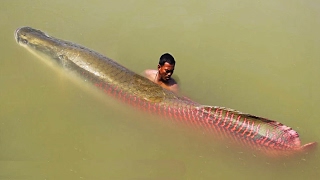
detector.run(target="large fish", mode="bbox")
[14,26,317,157]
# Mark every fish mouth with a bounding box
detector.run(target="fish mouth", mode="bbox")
[14,27,22,43]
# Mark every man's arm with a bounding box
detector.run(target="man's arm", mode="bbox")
[167,78,179,94]
[169,83,179,94]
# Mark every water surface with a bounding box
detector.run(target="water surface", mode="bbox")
[1,0,320,179]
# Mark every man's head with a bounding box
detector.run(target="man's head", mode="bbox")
[158,53,175,82]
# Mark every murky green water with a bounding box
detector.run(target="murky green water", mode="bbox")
[1,0,320,179]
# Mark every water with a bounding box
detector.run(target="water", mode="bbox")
[1,0,320,179]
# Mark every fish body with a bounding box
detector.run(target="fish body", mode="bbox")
[15,27,317,157]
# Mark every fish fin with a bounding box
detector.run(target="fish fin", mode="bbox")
[300,142,317,152]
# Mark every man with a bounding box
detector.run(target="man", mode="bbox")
[143,53,179,93]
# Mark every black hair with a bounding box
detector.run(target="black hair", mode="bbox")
[159,53,175,66]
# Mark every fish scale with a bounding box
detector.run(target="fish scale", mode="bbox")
[14,26,317,157]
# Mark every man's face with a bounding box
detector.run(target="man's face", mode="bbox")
[158,62,175,82]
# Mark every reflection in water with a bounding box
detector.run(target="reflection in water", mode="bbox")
[1,0,320,179]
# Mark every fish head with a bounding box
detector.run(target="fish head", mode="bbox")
[14,27,71,67]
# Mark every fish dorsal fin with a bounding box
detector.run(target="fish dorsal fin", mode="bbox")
[196,105,241,114]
